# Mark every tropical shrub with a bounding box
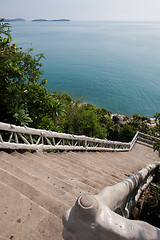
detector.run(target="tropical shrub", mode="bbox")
[0,18,62,130]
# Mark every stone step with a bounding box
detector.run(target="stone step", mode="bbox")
[110,152,148,174]
[14,151,102,195]
[0,236,8,240]
[0,157,75,206]
[45,152,121,184]
[51,152,127,182]
[0,151,76,195]
[57,147,158,178]
[24,151,103,191]
[76,151,140,176]
[43,153,116,186]
[0,181,63,240]
[69,151,137,174]
[62,151,126,173]
[49,151,114,177]
[0,168,69,219]
[27,153,101,189]
[1,151,100,198]
[0,141,159,240]
[29,151,109,187]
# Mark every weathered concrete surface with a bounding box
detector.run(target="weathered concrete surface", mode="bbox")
[0,141,159,239]
[0,182,62,240]
[63,194,160,240]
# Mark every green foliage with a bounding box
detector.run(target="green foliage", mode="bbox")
[51,92,159,141]
[70,104,107,139]
[0,18,63,130]
[153,113,160,153]
[151,182,160,191]
[128,114,151,133]
[0,18,11,37]
[119,124,136,142]
[53,92,111,139]
[140,169,160,228]
[154,113,160,122]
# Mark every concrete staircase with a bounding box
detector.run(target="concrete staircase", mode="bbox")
[0,141,159,240]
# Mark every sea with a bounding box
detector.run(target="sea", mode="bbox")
[10,21,160,117]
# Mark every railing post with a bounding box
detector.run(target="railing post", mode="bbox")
[62,162,160,240]
[82,139,87,150]
[36,144,44,153]
[63,193,160,240]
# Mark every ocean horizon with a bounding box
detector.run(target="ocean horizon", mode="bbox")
[10,20,160,117]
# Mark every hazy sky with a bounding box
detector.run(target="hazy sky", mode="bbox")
[1,0,160,21]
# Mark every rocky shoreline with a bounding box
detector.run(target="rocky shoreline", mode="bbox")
[111,114,157,128]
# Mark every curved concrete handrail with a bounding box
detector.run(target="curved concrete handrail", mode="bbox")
[62,162,160,240]
[0,122,159,152]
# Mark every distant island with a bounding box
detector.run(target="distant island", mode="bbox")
[3,18,70,22]
[32,19,70,22]
[4,18,26,22]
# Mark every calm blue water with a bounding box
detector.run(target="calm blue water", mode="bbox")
[10,21,160,117]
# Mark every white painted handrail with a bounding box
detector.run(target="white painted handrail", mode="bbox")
[137,132,160,145]
[130,131,139,150]
[0,122,131,152]
[62,162,160,240]
[0,122,160,151]
[0,122,159,152]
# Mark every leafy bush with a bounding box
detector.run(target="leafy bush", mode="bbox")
[0,18,62,130]
[153,113,160,153]
[139,169,160,228]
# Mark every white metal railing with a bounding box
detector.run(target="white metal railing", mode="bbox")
[62,162,160,240]
[137,131,160,145]
[0,122,159,152]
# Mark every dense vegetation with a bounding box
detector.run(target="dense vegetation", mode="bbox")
[0,18,160,146]
[153,113,160,153]
[0,19,62,131]
[132,169,160,228]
